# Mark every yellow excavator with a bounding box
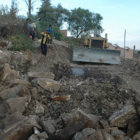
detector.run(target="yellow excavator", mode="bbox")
[73,33,121,64]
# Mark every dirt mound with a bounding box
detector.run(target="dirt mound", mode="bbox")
[29,39,72,73]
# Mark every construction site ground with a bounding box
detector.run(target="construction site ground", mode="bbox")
[0,39,140,139]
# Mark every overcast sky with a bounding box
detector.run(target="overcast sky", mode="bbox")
[0,0,140,49]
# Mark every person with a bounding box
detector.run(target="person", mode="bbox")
[40,31,49,56]
[48,24,53,44]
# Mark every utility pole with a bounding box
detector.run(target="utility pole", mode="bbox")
[124,29,126,59]
[133,45,136,55]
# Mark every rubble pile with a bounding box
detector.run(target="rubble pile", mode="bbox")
[0,40,140,140]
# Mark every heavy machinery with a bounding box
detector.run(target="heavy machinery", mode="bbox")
[73,33,121,64]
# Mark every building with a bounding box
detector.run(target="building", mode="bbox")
[108,43,134,59]
[60,30,67,37]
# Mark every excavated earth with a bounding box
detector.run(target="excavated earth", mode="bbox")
[0,39,140,140]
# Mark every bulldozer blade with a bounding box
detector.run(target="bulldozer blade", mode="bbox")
[73,47,121,64]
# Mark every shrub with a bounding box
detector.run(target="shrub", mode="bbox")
[9,34,35,52]
[53,27,63,40]
[62,36,81,47]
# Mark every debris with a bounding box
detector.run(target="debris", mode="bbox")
[37,78,61,92]
[109,105,137,128]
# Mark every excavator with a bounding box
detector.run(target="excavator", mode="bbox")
[73,33,121,64]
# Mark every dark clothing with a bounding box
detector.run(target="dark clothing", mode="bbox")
[41,43,47,56]
[41,32,49,56]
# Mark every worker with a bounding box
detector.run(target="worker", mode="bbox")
[40,31,50,56]
[48,24,53,44]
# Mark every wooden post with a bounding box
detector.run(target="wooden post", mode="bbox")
[124,29,126,59]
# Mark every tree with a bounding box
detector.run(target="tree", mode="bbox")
[67,8,103,38]
[24,0,36,19]
[37,0,69,31]
[68,8,94,38]
[92,13,103,36]
[9,0,18,21]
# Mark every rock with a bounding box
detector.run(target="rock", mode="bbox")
[35,101,44,114]
[37,131,48,139]
[31,88,38,99]
[0,102,7,118]
[133,132,140,140]
[72,128,97,140]
[28,72,54,80]
[0,85,31,100]
[73,128,115,140]
[0,51,10,65]
[1,63,20,82]
[37,78,60,92]
[127,120,138,137]
[6,97,29,113]
[61,112,75,126]
[101,131,115,140]
[0,114,40,140]
[30,54,41,65]
[109,105,137,127]
[41,120,56,135]
[111,129,126,140]
[33,127,40,134]
[28,134,39,140]
[9,79,31,88]
[99,120,110,129]
[58,109,100,139]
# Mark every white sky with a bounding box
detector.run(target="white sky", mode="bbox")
[0,0,140,49]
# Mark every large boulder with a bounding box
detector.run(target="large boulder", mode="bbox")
[111,129,126,140]
[1,63,20,82]
[0,85,30,100]
[133,132,140,140]
[6,97,29,113]
[0,51,10,65]
[58,109,100,139]
[0,113,40,140]
[37,78,60,92]
[9,79,31,88]
[109,105,137,128]
[73,128,115,140]
[61,109,100,127]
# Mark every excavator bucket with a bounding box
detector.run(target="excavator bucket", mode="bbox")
[73,47,121,64]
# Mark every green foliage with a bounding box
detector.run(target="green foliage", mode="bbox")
[92,13,104,35]
[138,50,140,54]
[9,34,35,52]
[62,37,80,47]
[67,8,103,38]
[37,0,69,31]
[53,27,63,40]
